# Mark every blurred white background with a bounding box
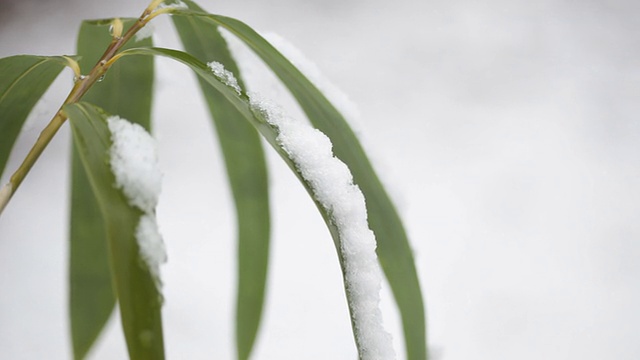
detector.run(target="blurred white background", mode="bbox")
[1,0,639,359]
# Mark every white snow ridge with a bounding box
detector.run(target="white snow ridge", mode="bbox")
[208,61,242,95]
[107,116,166,291]
[249,94,395,360]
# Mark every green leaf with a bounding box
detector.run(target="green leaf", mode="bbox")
[65,102,165,360]
[70,18,155,359]
[173,5,428,359]
[117,46,392,359]
[68,156,112,360]
[78,18,154,122]
[171,11,270,360]
[0,55,67,178]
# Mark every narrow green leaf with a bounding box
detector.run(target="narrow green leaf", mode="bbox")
[173,5,428,359]
[0,55,67,178]
[70,18,155,359]
[65,102,165,360]
[117,46,393,359]
[171,11,270,360]
[68,156,112,360]
[117,48,260,128]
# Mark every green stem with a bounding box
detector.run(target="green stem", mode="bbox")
[9,110,68,191]
[0,1,164,215]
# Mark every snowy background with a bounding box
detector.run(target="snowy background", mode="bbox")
[1,0,640,359]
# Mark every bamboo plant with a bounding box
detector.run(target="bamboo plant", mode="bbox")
[0,1,426,359]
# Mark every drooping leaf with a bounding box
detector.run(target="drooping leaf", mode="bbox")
[172,5,428,359]
[65,102,165,360]
[69,18,155,359]
[116,46,391,359]
[0,55,67,178]
[171,11,270,360]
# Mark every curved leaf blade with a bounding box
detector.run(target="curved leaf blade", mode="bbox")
[0,55,67,178]
[173,6,428,359]
[118,46,395,359]
[171,12,270,360]
[70,18,155,359]
[65,102,165,360]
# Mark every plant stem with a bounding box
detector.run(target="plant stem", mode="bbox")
[0,1,164,215]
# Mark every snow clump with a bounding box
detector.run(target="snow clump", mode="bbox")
[107,116,166,290]
[249,94,395,360]
[107,116,162,213]
[208,61,242,95]
[135,213,167,283]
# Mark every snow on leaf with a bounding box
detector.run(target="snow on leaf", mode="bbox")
[107,116,162,213]
[207,61,242,95]
[136,213,167,288]
[107,115,166,291]
[262,32,407,212]
[249,93,395,360]
[262,33,362,133]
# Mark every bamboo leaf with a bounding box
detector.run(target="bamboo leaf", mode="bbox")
[78,18,154,122]
[171,11,270,360]
[172,4,428,359]
[117,46,394,359]
[68,158,112,360]
[65,102,165,360]
[69,18,155,359]
[0,55,67,178]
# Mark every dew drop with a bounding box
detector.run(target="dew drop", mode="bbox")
[73,75,86,82]
[98,75,106,82]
